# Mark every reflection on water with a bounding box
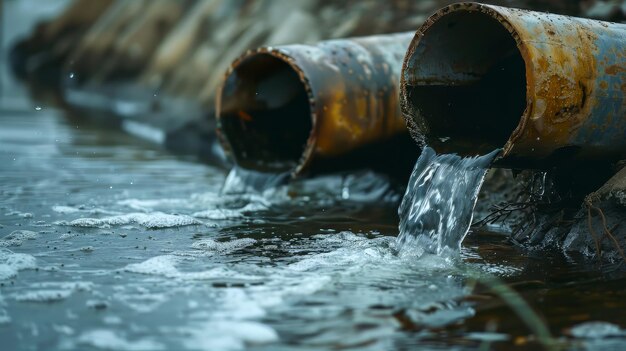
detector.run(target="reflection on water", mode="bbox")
[1,106,626,350]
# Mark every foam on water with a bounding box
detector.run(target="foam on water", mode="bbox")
[74,329,165,351]
[123,255,261,281]
[54,212,202,229]
[397,147,499,257]
[52,205,121,216]
[190,238,257,253]
[123,256,181,276]
[192,203,268,220]
[570,321,625,339]
[0,230,38,247]
[182,321,278,351]
[0,249,37,280]
[221,167,290,196]
[14,282,94,303]
[14,290,74,303]
[51,205,81,214]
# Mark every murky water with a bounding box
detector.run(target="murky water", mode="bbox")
[1,104,626,351]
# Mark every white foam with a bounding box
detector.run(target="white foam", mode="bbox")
[0,230,38,247]
[193,202,268,220]
[211,289,267,320]
[52,205,81,214]
[192,209,243,220]
[117,198,191,212]
[30,281,94,291]
[113,292,168,313]
[183,321,278,351]
[570,321,625,339]
[123,255,260,281]
[124,256,180,276]
[76,329,165,351]
[14,281,93,302]
[55,212,202,229]
[15,290,73,302]
[190,238,256,253]
[0,249,37,280]
[4,210,33,218]
[0,309,10,325]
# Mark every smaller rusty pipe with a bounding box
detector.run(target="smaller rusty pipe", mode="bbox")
[216,33,414,176]
[401,3,626,168]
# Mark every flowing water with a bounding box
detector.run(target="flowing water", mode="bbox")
[2,102,626,351]
[397,147,500,257]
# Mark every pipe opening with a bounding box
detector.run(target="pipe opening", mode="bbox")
[405,9,526,154]
[219,53,312,172]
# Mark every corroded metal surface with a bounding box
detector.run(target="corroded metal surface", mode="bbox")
[401,2,626,166]
[217,33,413,176]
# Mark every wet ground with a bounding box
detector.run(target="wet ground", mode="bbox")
[1,99,626,351]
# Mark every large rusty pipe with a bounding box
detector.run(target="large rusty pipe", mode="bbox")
[401,3,626,168]
[216,33,414,176]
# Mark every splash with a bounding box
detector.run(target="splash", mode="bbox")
[397,147,499,257]
[221,167,290,195]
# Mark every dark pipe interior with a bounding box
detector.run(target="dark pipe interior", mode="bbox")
[219,54,312,172]
[406,10,526,155]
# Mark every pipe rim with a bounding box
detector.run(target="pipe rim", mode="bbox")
[216,47,318,177]
[400,1,533,158]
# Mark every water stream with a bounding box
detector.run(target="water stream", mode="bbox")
[397,147,500,257]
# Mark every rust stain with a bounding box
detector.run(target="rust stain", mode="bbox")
[401,2,625,164]
[218,33,414,176]
[605,65,625,75]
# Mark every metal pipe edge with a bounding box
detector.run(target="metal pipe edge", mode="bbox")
[401,2,626,168]
[216,32,415,177]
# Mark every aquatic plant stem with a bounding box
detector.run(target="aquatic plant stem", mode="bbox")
[464,269,560,351]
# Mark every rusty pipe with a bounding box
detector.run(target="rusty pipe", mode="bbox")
[400,3,626,167]
[216,33,414,176]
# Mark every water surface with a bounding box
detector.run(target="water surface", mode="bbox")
[1,105,626,351]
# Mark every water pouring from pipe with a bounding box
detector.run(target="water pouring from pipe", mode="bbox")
[397,147,500,257]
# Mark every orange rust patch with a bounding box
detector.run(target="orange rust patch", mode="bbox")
[605,65,625,75]
[503,15,599,159]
